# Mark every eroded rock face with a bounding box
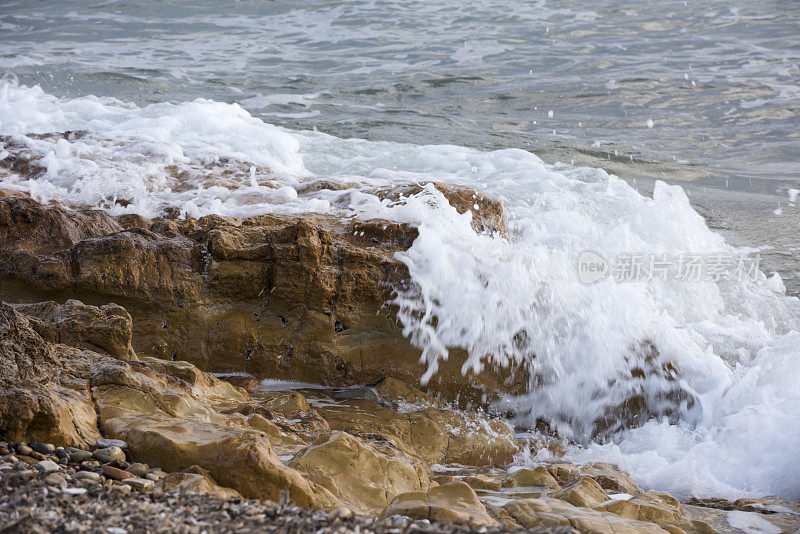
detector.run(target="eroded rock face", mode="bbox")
[12,299,136,360]
[0,303,100,447]
[0,190,523,403]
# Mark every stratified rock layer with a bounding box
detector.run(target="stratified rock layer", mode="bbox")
[0,189,521,403]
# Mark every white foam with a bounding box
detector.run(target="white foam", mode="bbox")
[2,80,800,501]
[726,511,781,534]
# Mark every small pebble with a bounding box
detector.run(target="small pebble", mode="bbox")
[101,465,134,481]
[127,463,149,477]
[69,450,93,463]
[31,442,55,455]
[72,471,101,481]
[43,473,67,487]
[34,460,60,473]
[16,445,33,456]
[122,477,155,491]
[55,448,70,460]
[93,446,126,464]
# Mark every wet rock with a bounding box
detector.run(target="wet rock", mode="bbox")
[552,477,610,508]
[255,391,311,413]
[93,446,126,464]
[289,431,430,514]
[55,447,69,460]
[16,445,33,456]
[464,474,502,492]
[596,491,717,534]
[503,467,561,490]
[33,460,60,473]
[316,389,519,467]
[379,482,498,527]
[579,463,641,496]
[217,374,260,391]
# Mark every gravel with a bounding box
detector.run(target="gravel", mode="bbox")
[0,472,574,534]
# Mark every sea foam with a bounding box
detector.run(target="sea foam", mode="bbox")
[1,79,798,500]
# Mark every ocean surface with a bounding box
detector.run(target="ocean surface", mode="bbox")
[1,0,799,500]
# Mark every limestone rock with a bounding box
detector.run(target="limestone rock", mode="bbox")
[0,190,523,403]
[504,497,670,533]
[464,474,502,492]
[580,462,641,495]
[0,304,101,447]
[289,431,429,514]
[552,477,610,508]
[379,482,498,527]
[90,358,336,508]
[503,467,561,490]
[316,394,519,467]
[597,492,717,534]
[12,300,135,360]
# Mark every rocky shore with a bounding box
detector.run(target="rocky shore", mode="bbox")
[0,188,797,533]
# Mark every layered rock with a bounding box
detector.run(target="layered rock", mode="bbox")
[0,189,523,403]
[0,301,521,514]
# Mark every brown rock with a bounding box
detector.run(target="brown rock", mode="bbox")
[316,394,519,467]
[12,300,136,360]
[0,304,101,447]
[552,477,610,508]
[464,474,502,492]
[216,374,260,391]
[379,481,498,527]
[101,465,134,481]
[596,492,717,534]
[503,467,561,490]
[90,358,336,508]
[289,431,430,514]
[504,498,670,533]
[0,190,523,404]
